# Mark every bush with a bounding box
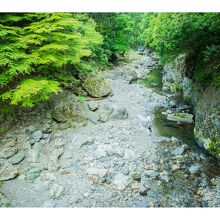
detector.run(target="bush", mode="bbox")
[0,13,103,107]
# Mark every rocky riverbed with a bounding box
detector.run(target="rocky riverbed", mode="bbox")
[0,50,219,207]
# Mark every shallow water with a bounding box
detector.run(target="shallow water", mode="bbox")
[141,69,220,207]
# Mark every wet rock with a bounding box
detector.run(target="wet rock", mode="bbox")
[189,165,200,174]
[113,173,129,190]
[34,180,50,193]
[82,74,112,98]
[172,146,187,156]
[145,170,159,178]
[169,101,176,107]
[171,136,181,144]
[8,151,25,165]
[131,172,141,182]
[0,160,18,181]
[0,147,18,159]
[160,172,170,183]
[0,192,11,207]
[31,130,43,142]
[139,184,149,196]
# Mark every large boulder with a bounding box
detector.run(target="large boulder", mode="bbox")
[120,66,138,81]
[81,74,112,98]
[50,92,86,123]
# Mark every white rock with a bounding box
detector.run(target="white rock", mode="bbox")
[113,173,129,190]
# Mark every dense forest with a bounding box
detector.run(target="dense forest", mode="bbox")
[0,13,219,109]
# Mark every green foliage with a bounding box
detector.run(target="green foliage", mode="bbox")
[77,95,87,103]
[208,138,220,155]
[142,13,220,87]
[0,13,103,107]
[1,78,62,107]
[91,13,137,63]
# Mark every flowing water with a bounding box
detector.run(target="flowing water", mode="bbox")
[140,69,220,207]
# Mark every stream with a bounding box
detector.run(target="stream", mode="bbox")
[0,50,219,207]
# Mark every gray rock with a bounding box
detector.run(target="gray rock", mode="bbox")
[69,134,94,149]
[42,200,56,207]
[86,168,108,179]
[85,109,100,124]
[139,184,148,196]
[31,130,43,142]
[61,150,72,160]
[0,147,18,159]
[0,192,11,207]
[87,102,98,111]
[189,165,200,174]
[132,172,141,182]
[8,151,25,165]
[26,165,45,180]
[82,74,112,98]
[42,123,51,133]
[109,107,128,121]
[49,184,64,199]
[50,92,86,123]
[136,115,152,128]
[34,180,50,193]
[0,160,18,181]
[4,139,16,148]
[145,170,159,178]
[172,146,187,156]
[95,147,107,158]
[113,173,129,190]
[28,142,44,163]
[160,174,170,182]
[97,105,113,122]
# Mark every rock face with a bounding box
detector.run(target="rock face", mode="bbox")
[50,91,86,123]
[162,54,192,99]
[162,54,220,158]
[193,86,220,158]
[82,74,112,98]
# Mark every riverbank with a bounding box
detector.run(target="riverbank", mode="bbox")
[0,50,219,207]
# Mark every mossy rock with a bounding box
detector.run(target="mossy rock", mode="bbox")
[50,91,86,123]
[82,74,112,98]
[167,112,194,124]
[194,128,220,159]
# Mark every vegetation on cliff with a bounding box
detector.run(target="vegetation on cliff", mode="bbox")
[142,13,220,87]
